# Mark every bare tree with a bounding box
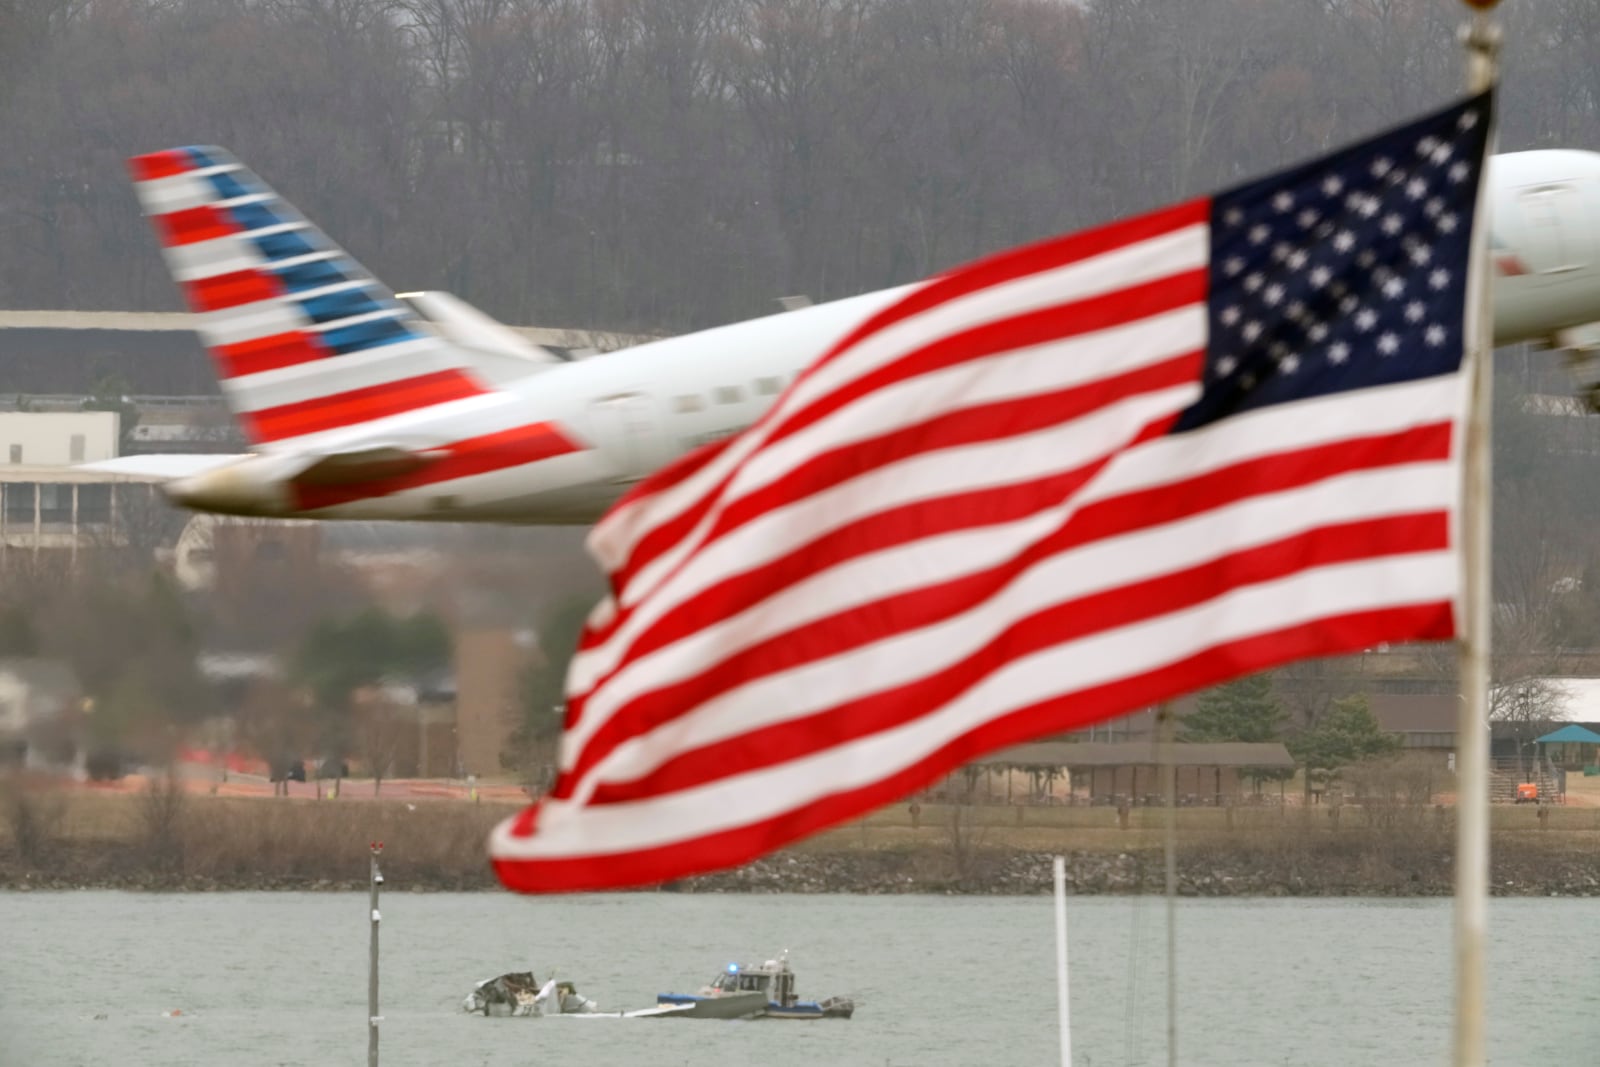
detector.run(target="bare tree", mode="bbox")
[0,0,1594,344]
[1490,675,1563,777]
[1274,654,1363,735]
[358,699,408,796]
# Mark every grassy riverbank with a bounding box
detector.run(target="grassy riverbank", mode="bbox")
[3,784,1597,895]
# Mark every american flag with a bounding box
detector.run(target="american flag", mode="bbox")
[491,91,1493,892]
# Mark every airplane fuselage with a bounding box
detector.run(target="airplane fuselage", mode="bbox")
[151,149,1600,526]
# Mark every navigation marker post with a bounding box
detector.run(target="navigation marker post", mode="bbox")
[369,840,384,1067]
[1053,855,1073,1067]
[1159,703,1178,1067]
[1454,4,1501,1067]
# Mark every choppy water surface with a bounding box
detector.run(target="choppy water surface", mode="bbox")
[2,891,1595,1066]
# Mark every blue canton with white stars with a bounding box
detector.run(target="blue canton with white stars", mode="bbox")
[1174,91,1493,432]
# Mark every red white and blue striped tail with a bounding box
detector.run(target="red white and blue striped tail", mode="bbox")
[128,146,490,450]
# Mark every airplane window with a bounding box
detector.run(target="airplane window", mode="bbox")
[714,386,743,405]
[755,377,782,395]
[674,395,704,413]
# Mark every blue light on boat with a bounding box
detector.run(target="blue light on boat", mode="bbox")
[727,963,739,974]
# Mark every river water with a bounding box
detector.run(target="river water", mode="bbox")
[1,891,1595,1066]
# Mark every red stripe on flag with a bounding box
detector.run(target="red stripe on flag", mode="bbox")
[128,149,196,182]
[242,369,487,442]
[585,512,1448,806]
[152,205,237,247]
[556,422,1454,795]
[578,352,1198,665]
[182,270,283,313]
[494,601,1453,892]
[215,333,332,380]
[608,269,1210,600]
[291,421,586,511]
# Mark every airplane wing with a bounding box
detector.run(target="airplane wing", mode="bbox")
[78,454,251,480]
[80,444,445,487]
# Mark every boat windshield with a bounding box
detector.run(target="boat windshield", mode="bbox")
[713,972,770,993]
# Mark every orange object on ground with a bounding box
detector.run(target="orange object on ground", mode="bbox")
[1516,783,1539,801]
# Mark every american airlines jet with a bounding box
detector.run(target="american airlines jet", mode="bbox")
[92,145,1600,524]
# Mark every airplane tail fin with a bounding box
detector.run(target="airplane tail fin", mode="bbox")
[128,146,491,450]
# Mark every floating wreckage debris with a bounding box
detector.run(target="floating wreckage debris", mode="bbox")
[460,970,699,1020]
[651,989,770,1020]
[461,972,598,1017]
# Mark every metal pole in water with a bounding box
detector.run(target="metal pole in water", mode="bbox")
[1052,855,1072,1067]
[369,841,384,1067]
[1159,702,1178,1067]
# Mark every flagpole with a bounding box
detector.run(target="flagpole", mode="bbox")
[1455,6,1501,1067]
[1158,703,1178,1067]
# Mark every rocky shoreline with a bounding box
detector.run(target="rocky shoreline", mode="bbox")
[679,846,1600,897]
[4,841,1597,896]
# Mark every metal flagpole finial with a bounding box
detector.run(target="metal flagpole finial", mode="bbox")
[1458,1,1503,95]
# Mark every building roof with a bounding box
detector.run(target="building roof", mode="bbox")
[979,740,1296,769]
[1535,723,1600,745]
[0,309,649,351]
[0,310,196,332]
[0,463,171,484]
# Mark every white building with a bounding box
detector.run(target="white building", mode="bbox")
[0,465,176,554]
[0,411,119,466]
